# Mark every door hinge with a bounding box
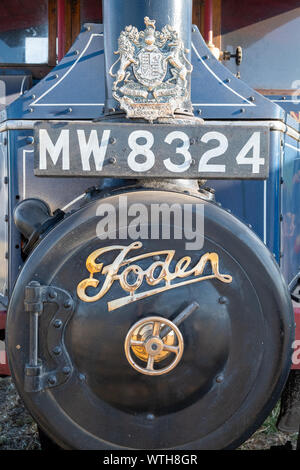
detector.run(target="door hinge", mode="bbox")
[24,281,74,392]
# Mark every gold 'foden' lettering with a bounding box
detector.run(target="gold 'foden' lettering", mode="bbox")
[77,241,232,311]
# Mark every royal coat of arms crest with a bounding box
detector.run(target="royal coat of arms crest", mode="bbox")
[109,17,193,122]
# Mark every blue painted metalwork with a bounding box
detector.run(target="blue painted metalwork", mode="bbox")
[2,21,300,290]
[281,134,300,284]
[2,26,285,122]
[210,129,282,263]
[266,95,300,127]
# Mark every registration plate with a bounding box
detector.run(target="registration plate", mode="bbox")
[34,121,269,179]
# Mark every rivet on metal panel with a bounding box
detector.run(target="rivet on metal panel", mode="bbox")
[64,300,72,309]
[48,376,57,386]
[26,136,34,145]
[49,290,57,299]
[53,347,62,356]
[62,367,71,375]
[53,319,62,329]
[147,414,155,420]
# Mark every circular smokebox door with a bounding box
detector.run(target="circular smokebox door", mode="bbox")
[6,190,294,449]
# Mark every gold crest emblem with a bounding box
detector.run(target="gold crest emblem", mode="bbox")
[109,17,193,122]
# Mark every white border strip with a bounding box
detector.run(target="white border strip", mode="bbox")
[263,180,267,245]
[286,143,300,152]
[22,149,34,199]
[273,100,300,103]
[32,33,104,107]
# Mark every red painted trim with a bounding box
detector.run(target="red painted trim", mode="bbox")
[292,307,300,369]
[0,361,10,376]
[204,0,213,44]
[57,0,66,62]
[0,311,9,375]
[0,311,6,330]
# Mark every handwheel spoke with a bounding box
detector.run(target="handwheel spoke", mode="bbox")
[163,344,180,354]
[146,355,154,370]
[152,321,161,337]
[130,340,144,347]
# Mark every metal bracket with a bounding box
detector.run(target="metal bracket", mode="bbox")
[24,281,75,393]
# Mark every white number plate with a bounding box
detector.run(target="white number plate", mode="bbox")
[34,122,269,179]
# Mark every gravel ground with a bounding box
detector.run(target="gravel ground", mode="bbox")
[0,376,298,450]
[0,377,40,450]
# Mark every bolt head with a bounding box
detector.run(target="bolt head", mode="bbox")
[49,290,57,299]
[53,319,62,329]
[48,375,56,385]
[62,366,71,375]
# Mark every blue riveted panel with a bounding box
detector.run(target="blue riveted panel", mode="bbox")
[3,21,299,291]
[3,26,285,122]
[281,135,300,284]
[210,130,282,262]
